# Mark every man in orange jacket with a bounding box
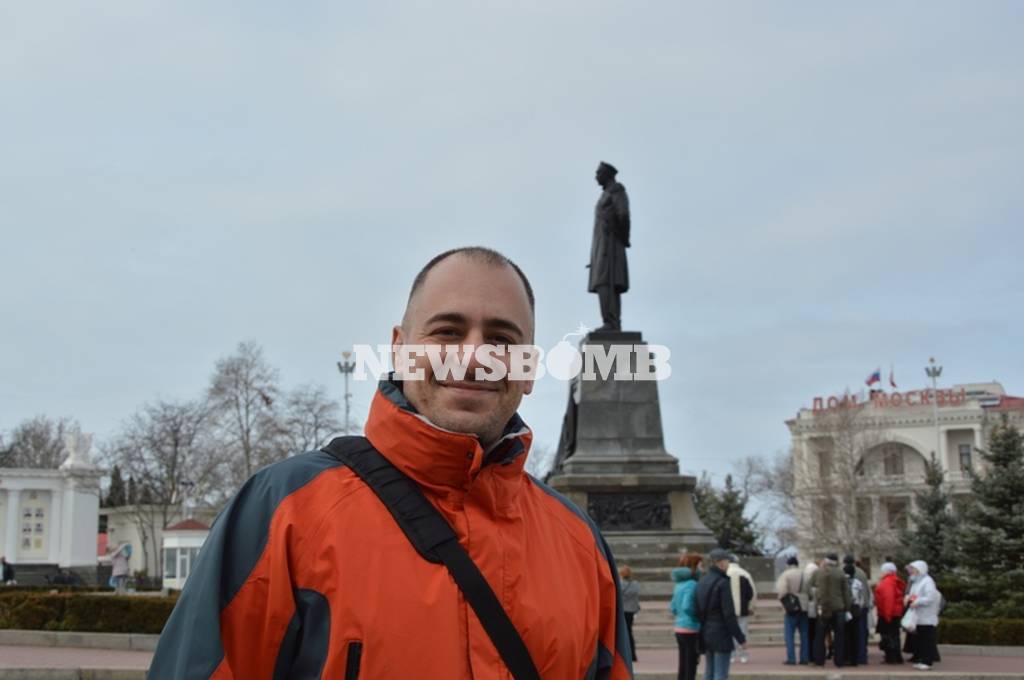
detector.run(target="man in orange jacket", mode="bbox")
[149,246,634,679]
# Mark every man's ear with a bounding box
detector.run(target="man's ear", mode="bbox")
[390,325,403,369]
[522,377,534,396]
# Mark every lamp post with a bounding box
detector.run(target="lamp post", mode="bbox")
[925,357,943,460]
[337,351,355,434]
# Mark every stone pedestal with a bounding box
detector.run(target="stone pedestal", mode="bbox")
[548,331,714,581]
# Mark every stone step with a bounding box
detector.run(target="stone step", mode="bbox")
[613,553,682,568]
[636,608,785,626]
[634,628,784,648]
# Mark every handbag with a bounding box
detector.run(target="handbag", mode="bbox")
[779,571,804,615]
[900,606,918,633]
[780,593,802,615]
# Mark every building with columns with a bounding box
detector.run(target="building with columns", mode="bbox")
[788,381,1024,575]
[0,432,103,583]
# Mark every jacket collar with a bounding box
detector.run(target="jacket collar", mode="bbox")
[363,375,533,499]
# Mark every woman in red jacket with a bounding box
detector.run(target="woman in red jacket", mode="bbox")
[874,562,906,664]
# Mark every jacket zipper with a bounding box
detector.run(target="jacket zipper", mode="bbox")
[344,641,363,680]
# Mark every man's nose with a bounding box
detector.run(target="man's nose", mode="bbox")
[458,329,487,375]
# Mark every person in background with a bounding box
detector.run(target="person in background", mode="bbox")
[1,556,15,585]
[874,562,906,664]
[905,560,941,671]
[670,553,703,680]
[811,552,851,667]
[110,543,131,594]
[845,555,871,665]
[725,555,756,663]
[842,561,863,666]
[776,555,810,665]
[619,566,642,662]
[803,558,820,659]
[695,548,747,680]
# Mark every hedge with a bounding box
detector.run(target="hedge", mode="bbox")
[939,618,1024,646]
[0,591,178,634]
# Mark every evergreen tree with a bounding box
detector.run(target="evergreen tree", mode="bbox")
[127,476,137,505]
[956,416,1024,616]
[694,473,760,554]
[105,465,127,507]
[693,472,722,537]
[900,455,957,574]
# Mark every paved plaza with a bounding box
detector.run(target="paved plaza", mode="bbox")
[1,643,1022,679]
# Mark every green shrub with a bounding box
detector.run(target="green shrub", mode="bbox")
[0,592,178,635]
[938,618,1024,646]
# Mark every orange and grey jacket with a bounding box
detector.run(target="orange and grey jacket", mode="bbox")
[149,378,634,679]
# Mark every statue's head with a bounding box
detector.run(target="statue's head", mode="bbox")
[595,161,618,187]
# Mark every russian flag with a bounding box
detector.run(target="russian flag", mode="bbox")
[866,368,881,386]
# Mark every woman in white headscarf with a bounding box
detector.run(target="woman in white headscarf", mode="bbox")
[904,560,941,670]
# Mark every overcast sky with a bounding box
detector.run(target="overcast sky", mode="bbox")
[3,2,1022,483]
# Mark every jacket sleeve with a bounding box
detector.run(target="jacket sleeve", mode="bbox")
[775,572,788,599]
[669,586,682,617]
[719,580,746,645]
[873,583,887,619]
[914,577,938,607]
[680,585,697,623]
[595,535,634,680]
[148,454,337,679]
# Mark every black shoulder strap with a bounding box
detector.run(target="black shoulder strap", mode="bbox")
[322,437,540,680]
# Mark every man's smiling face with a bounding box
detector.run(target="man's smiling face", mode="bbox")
[393,253,534,448]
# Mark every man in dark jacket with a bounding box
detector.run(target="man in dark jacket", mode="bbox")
[810,552,852,667]
[695,548,747,680]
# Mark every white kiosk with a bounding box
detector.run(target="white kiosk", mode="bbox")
[161,519,210,590]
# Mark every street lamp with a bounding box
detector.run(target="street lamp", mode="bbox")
[925,357,943,460]
[337,350,356,434]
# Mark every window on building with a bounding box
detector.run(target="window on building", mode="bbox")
[822,500,836,534]
[883,448,905,476]
[886,498,908,530]
[163,548,176,579]
[856,498,873,532]
[818,450,833,481]
[959,444,973,471]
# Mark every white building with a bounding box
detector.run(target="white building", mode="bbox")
[788,381,1024,574]
[161,518,210,590]
[102,504,218,579]
[0,432,103,581]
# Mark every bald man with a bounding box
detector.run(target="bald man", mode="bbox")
[150,247,634,679]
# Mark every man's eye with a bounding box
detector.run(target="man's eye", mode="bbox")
[434,328,460,337]
[489,336,513,346]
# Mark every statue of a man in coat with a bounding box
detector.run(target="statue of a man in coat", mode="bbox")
[588,161,630,331]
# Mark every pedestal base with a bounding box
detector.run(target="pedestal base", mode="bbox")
[548,330,715,584]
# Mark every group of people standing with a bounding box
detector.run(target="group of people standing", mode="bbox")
[776,552,943,671]
[666,547,756,680]
[618,549,944,679]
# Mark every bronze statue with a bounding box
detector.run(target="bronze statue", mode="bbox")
[588,161,630,331]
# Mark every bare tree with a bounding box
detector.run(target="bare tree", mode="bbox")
[734,449,798,552]
[791,398,898,559]
[279,383,344,454]
[207,341,284,486]
[1,415,80,468]
[103,399,222,578]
